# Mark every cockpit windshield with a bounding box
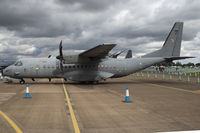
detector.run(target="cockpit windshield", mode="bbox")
[14,61,23,66]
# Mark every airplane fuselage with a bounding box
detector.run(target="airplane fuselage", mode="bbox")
[3,57,165,82]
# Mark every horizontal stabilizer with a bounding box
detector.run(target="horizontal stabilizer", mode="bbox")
[125,50,132,58]
[164,56,195,61]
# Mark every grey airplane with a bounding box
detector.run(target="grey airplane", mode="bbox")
[3,22,193,84]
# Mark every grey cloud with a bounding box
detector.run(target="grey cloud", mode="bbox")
[57,0,123,12]
[0,0,200,62]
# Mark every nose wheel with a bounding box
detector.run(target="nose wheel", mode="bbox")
[20,79,25,84]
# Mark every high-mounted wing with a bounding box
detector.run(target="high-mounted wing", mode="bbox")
[79,44,116,58]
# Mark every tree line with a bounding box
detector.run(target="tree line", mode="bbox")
[155,62,200,67]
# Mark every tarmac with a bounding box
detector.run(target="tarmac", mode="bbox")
[0,74,200,133]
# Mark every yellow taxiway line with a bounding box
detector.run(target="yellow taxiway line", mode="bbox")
[62,80,80,133]
[148,83,200,94]
[0,110,23,133]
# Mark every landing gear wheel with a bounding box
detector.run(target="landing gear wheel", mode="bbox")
[94,81,99,84]
[20,79,25,84]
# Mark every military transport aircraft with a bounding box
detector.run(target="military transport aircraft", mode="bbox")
[3,22,193,84]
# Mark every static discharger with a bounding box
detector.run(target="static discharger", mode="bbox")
[124,86,131,103]
[24,83,31,98]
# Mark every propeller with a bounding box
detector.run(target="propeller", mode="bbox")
[56,40,64,72]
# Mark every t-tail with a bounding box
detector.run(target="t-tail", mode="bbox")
[142,22,194,60]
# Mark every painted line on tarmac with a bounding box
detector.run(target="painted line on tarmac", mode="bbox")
[62,80,80,133]
[148,83,200,94]
[0,110,23,133]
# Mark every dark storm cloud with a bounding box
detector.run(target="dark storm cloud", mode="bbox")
[0,0,199,40]
[0,0,48,31]
[0,0,200,62]
[57,0,122,12]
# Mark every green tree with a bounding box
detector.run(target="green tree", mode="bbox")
[175,62,182,66]
[196,63,200,67]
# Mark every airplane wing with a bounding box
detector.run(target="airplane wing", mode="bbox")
[79,44,116,58]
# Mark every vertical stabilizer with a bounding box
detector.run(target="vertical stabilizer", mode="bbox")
[125,50,132,58]
[142,22,183,57]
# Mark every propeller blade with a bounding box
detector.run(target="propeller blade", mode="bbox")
[57,40,64,72]
[59,40,63,58]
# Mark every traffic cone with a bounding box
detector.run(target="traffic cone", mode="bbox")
[147,72,150,79]
[179,75,182,81]
[0,72,3,81]
[155,73,157,79]
[137,73,139,79]
[125,86,131,102]
[25,83,31,98]
[197,77,200,84]
[187,76,190,83]
[195,72,197,77]
[141,72,144,78]
[169,75,172,80]
[162,74,165,80]
[184,72,186,76]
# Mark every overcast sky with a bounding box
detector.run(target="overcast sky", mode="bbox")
[0,0,200,63]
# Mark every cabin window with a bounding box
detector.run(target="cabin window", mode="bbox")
[73,66,75,68]
[69,66,71,68]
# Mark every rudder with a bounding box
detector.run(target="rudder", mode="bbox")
[142,22,183,57]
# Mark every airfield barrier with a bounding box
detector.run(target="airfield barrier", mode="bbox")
[131,68,200,84]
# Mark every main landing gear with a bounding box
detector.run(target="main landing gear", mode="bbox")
[19,79,25,84]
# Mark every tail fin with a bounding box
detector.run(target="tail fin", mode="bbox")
[125,50,132,58]
[142,22,183,57]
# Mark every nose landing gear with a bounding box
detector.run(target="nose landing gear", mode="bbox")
[20,79,25,84]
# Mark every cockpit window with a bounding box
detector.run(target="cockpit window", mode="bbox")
[14,61,23,66]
